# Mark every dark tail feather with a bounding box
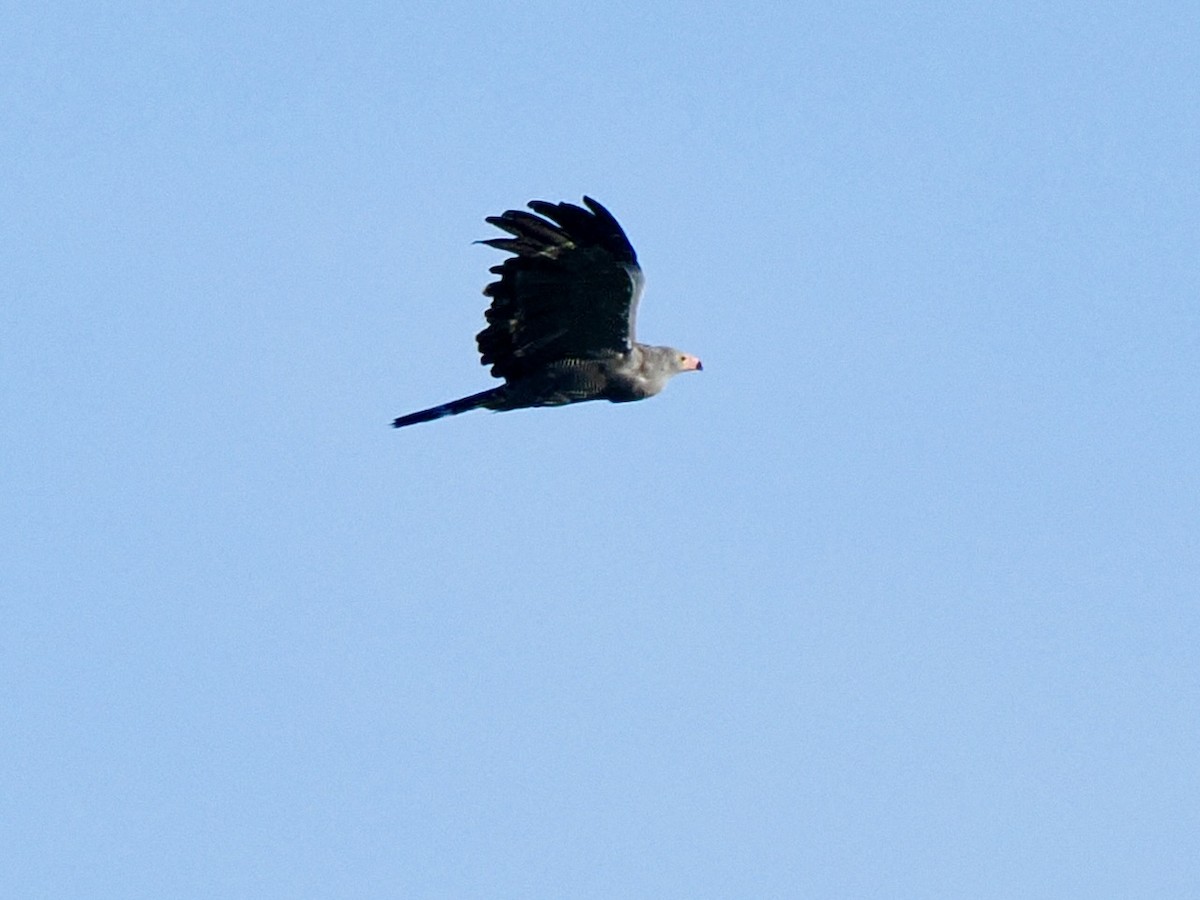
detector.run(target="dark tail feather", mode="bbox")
[391,388,505,429]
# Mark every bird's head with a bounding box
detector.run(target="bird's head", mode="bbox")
[638,345,703,395]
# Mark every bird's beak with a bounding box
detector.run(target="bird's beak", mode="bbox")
[683,355,703,372]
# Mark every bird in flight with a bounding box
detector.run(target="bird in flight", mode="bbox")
[391,196,702,429]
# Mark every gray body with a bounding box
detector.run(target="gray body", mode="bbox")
[493,345,694,409]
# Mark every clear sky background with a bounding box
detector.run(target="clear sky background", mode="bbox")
[4,3,1198,897]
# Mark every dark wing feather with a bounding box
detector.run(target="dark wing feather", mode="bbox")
[476,197,644,381]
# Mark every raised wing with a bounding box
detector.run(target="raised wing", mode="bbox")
[475,197,645,381]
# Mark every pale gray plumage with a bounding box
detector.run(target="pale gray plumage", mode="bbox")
[391,196,701,429]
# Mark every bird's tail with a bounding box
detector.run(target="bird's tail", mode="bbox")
[391,387,505,429]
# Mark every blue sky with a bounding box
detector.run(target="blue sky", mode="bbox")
[4,2,1198,896]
